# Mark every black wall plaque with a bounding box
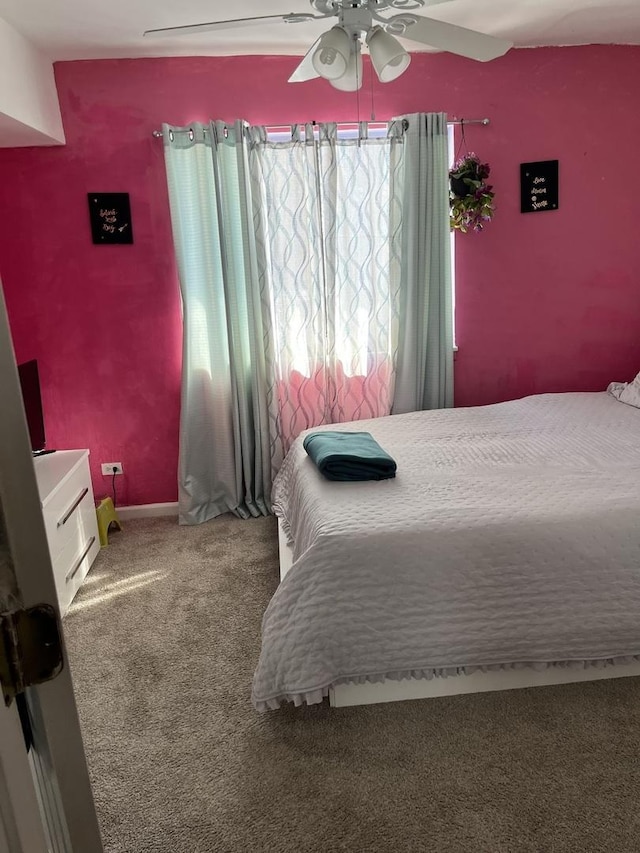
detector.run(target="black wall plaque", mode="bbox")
[520,160,558,214]
[88,193,133,243]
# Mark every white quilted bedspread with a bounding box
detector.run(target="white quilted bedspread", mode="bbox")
[252,393,640,711]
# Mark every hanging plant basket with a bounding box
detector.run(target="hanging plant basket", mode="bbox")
[449,153,495,233]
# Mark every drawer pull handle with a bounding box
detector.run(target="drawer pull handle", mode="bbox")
[65,536,96,584]
[57,488,89,528]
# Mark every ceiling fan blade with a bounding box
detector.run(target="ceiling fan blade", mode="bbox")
[144,14,304,39]
[401,15,512,62]
[288,38,322,83]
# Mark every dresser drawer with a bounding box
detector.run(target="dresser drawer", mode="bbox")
[48,488,99,570]
[35,449,100,614]
[42,458,94,561]
[52,526,100,615]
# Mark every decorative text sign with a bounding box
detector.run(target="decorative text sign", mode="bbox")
[520,160,559,214]
[88,193,133,244]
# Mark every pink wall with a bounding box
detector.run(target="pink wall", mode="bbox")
[1,47,639,505]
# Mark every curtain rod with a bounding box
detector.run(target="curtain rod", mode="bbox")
[151,118,489,138]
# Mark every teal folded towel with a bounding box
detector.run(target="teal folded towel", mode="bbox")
[302,431,397,481]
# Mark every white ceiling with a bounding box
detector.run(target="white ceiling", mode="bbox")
[1,0,640,61]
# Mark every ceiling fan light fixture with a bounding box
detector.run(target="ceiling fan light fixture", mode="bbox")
[312,25,352,80]
[329,40,363,92]
[367,25,411,83]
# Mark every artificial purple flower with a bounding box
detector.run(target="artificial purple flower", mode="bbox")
[449,153,495,234]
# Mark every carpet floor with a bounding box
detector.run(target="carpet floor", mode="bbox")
[64,516,640,853]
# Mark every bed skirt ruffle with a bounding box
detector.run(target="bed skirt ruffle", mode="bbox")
[252,655,640,712]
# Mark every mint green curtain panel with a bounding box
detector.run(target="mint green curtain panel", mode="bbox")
[392,113,454,413]
[163,122,271,524]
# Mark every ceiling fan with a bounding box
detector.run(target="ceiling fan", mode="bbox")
[143,0,513,92]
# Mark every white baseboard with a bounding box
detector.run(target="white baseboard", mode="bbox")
[116,502,179,520]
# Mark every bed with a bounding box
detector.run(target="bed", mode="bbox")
[252,392,640,711]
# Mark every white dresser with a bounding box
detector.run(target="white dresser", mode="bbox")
[34,450,100,615]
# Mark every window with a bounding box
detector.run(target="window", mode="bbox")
[448,124,456,348]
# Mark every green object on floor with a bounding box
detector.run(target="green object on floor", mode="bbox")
[95,497,122,547]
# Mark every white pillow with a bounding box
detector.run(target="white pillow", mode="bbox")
[608,371,640,408]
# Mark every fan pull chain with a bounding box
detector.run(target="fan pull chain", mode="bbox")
[355,38,361,135]
[370,55,376,121]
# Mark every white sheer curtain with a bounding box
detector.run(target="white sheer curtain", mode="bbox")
[250,122,405,470]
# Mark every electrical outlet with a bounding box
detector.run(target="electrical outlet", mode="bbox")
[101,462,123,476]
